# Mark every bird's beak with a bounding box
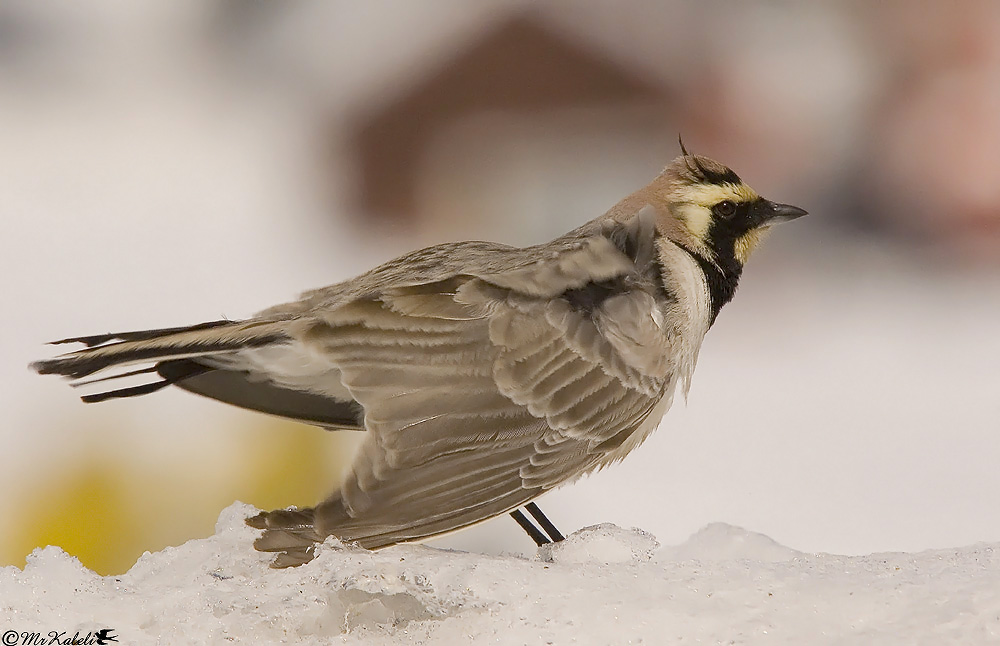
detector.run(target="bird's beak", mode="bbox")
[764,201,808,223]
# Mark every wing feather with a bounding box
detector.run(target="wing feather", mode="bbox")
[255,212,678,557]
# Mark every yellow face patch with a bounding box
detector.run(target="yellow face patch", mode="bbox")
[671,182,760,243]
[734,226,770,265]
[682,182,759,207]
[672,202,713,239]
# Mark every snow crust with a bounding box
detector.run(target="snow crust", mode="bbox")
[2,503,998,645]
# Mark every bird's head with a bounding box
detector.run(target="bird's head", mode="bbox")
[650,149,807,269]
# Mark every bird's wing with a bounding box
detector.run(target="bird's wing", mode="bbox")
[261,209,678,550]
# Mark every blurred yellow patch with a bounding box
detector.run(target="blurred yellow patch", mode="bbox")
[2,417,360,575]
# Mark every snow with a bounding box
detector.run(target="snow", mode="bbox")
[3,504,998,645]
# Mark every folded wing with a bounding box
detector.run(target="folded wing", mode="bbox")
[254,208,679,561]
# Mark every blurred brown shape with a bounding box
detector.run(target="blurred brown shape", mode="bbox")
[349,14,671,220]
[863,0,1000,258]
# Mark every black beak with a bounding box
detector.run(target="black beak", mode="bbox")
[764,201,808,223]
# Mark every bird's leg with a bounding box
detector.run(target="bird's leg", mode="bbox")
[509,509,550,546]
[525,502,565,542]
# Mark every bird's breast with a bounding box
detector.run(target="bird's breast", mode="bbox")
[654,238,714,395]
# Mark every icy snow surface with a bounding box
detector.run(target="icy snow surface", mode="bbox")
[2,503,998,645]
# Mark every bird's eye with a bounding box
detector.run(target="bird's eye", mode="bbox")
[713,200,737,218]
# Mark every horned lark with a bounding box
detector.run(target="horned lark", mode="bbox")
[33,147,806,566]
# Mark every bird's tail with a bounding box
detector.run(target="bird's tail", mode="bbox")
[31,318,292,403]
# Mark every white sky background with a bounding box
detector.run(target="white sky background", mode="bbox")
[1,0,999,563]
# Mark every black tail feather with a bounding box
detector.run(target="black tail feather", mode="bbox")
[50,319,234,348]
[30,320,363,424]
[71,366,160,388]
[32,334,283,380]
[79,360,212,403]
[80,379,176,403]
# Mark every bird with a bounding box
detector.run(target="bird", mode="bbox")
[32,146,807,567]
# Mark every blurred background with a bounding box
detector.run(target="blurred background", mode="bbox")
[1,0,998,574]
